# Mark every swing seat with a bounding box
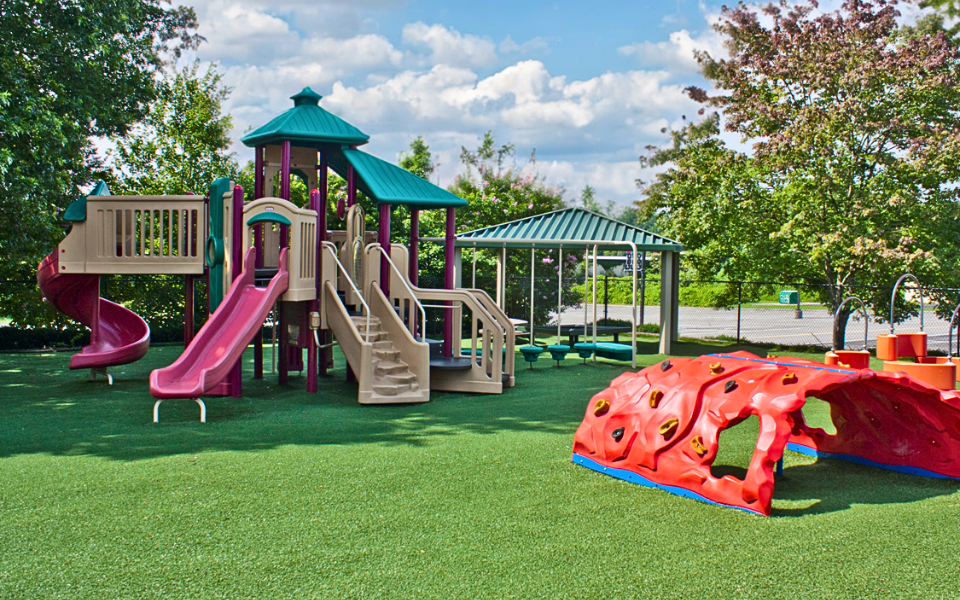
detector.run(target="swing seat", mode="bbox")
[595,342,633,361]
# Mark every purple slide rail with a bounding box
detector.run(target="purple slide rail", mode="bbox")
[150,247,289,399]
[37,251,150,370]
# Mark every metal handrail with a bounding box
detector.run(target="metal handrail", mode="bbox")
[322,241,370,343]
[890,273,924,333]
[366,244,427,341]
[832,296,868,351]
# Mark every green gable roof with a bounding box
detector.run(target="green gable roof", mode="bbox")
[455,207,683,251]
[326,147,468,209]
[241,87,370,148]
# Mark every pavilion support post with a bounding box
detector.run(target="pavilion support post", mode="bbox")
[639,251,646,327]
[496,245,507,308]
[471,245,477,288]
[529,246,536,346]
[659,250,680,355]
[443,207,456,357]
[631,245,637,369]
[592,245,598,360]
[409,209,419,286]
[379,203,391,296]
[454,248,463,288]
[557,246,563,342]
[583,250,588,332]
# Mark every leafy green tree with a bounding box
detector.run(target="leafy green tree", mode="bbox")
[399,137,435,180]
[0,0,200,284]
[108,63,236,195]
[640,0,960,347]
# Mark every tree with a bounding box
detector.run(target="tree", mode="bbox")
[399,136,435,180]
[0,0,200,284]
[640,0,960,348]
[109,63,236,195]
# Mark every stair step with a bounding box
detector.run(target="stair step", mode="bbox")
[386,372,417,385]
[372,340,394,350]
[375,360,409,376]
[373,382,411,396]
[350,316,381,326]
[374,349,401,362]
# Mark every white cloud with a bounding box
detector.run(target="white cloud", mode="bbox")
[618,28,724,74]
[401,22,498,68]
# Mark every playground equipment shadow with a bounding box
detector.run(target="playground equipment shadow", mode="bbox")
[0,343,633,462]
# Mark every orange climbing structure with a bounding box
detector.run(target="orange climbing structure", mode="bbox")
[573,351,960,516]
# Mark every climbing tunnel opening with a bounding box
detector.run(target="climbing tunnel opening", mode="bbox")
[710,414,760,481]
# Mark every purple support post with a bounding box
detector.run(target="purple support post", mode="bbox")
[230,184,244,398]
[379,203,391,297]
[318,154,332,375]
[277,140,292,386]
[347,164,357,208]
[254,145,265,269]
[443,207,456,357]
[184,274,194,346]
[254,145,264,379]
[409,209,419,287]
[307,188,320,393]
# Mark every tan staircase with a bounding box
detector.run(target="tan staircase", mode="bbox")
[351,316,424,401]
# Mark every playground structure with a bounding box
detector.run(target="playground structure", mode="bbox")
[39,88,517,419]
[573,351,960,516]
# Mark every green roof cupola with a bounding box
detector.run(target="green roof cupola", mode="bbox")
[241,87,370,148]
[291,87,323,107]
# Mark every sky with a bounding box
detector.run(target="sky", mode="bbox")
[183,0,925,208]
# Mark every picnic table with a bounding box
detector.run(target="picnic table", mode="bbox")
[532,324,633,347]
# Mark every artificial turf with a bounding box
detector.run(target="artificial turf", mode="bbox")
[1,340,959,599]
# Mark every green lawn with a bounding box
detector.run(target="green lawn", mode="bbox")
[1,340,958,599]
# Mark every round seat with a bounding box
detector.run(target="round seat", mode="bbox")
[519,346,544,369]
[573,342,597,363]
[547,344,571,366]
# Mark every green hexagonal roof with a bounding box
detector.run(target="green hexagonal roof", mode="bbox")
[240,88,370,148]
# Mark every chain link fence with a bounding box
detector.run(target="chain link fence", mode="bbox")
[554,278,960,354]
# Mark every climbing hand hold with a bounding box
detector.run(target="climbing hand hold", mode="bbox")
[594,399,611,417]
[661,360,672,372]
[710,362,724,374]
[690,436,708,457]
[782,373,798,385]
[724,380,738,393]
[649,389,664,408]
[659,418,679,438]
[611,427,625,442]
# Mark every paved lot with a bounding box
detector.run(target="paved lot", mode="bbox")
[557,304,959,353]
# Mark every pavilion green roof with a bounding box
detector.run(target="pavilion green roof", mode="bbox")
[454,207,684,251]
[240,88,370,148]
[326,147,468,209]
